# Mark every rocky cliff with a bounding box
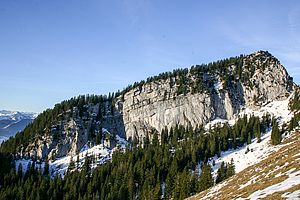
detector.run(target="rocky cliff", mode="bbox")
[121,51,293,141]
[2,50,295,160]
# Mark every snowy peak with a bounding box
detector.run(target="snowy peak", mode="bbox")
[0,110,37,121]
[0,110,37,143]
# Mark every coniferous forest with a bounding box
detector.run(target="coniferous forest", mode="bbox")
[0,114,273,200]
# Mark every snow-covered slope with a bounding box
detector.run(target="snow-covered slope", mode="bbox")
[246,168,300,199]
[209,129,276,178]
[207,95,294,179]
[188,127,300,200]
[49,144,111,177]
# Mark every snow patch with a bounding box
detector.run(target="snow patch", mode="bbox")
[49,143,112,177]
[239,175,260,189]
[80,143,90,153]
[214,80,223,91]
[201,181,228,200]
[115,135,129,148]
[204,118,228,130]
[282,189,300,200]
[247,170,300,199]
[204,95,293,131]
[238,95,293,126]
[15,159,44,174]
[209,130,280,179]
[161,182,165,199]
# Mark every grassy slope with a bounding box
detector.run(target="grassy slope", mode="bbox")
[188,129,300,200]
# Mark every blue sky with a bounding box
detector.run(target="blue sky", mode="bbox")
[0,0,300,113]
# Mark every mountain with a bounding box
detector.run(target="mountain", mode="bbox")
[0,50,299,199]
[1,50,295,160]
[0,110,37,144]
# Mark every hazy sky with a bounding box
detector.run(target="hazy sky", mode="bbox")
[1,0,300,113]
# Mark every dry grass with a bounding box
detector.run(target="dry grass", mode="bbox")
[187,131,300,200]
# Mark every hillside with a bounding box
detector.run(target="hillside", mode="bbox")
[0,50,299,200]
[188,128,300,200]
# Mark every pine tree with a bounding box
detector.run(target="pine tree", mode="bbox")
[96,131,102,145]
[179,168,190,199]
[198,164,213,192]
[118,184,129,200]
[76,154,80,169]
[247,132,252,144]
[82,155,91,177]
[291,89,300,110]
[216,162,227,184]
[161,127,168,145]
[165,159,177,199]
[241,125,247,144]
[152,131,159,146]
[43,159,49,176]
[255,118,261,143]
[271,118,281,145]
[226,158,235,178]
[17,163,23,178]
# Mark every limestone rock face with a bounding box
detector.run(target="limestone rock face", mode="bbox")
[120,51,293,140]
[122,82,212,141]
[243,52,293,106]
[121,82,240,141]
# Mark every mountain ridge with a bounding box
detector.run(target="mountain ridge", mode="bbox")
[0,50,296,161]
[0,110,37,121]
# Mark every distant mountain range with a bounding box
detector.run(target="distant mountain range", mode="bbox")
[0,110,37,143]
